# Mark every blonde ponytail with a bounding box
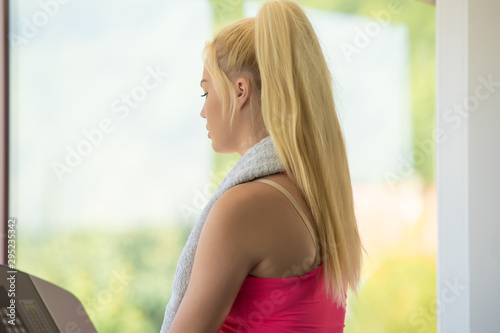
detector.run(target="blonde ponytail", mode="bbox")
[255,0,363,307]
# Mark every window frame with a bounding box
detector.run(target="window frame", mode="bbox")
[1,0,9,265]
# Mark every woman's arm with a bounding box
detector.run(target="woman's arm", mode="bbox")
[169,184,264,333]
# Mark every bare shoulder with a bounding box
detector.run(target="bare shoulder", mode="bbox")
[208,180,277,229]
[211,174,306,223]
[204,180,282,255]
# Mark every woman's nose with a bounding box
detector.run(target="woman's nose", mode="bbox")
[200,107,206,119]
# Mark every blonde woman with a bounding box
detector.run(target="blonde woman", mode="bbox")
[166,1,363,332]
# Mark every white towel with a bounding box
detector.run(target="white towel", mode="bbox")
[160,134,285,332]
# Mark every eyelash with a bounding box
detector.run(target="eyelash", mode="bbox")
[201,93,208,98]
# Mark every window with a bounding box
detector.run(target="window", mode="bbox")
[7,0,436,331]
[9,1,215,331]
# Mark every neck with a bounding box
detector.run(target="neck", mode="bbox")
[236,130,270,156]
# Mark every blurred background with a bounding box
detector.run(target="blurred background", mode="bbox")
[9,0,435,332]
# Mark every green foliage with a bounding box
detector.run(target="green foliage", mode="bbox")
[18,225,191,333]
[345,256,437,333]
[18,227,437,332]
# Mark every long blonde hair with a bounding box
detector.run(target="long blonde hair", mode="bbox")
[202,0,364,308]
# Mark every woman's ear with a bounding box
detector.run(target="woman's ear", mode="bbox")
[235,76,252,112]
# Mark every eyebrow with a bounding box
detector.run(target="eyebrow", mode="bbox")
[200,79,208,87]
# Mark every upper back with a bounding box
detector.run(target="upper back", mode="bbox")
[237,173,320,279]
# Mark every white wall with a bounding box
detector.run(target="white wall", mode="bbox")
[437,0,500,332]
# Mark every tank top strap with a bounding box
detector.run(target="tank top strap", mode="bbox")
[252,178,320,267]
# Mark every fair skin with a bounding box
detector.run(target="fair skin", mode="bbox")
[168,66,319,333]
[199,65,268,156]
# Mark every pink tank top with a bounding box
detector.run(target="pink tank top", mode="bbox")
[219,177,346,332]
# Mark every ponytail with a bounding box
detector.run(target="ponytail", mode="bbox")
[255,0,363,308]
